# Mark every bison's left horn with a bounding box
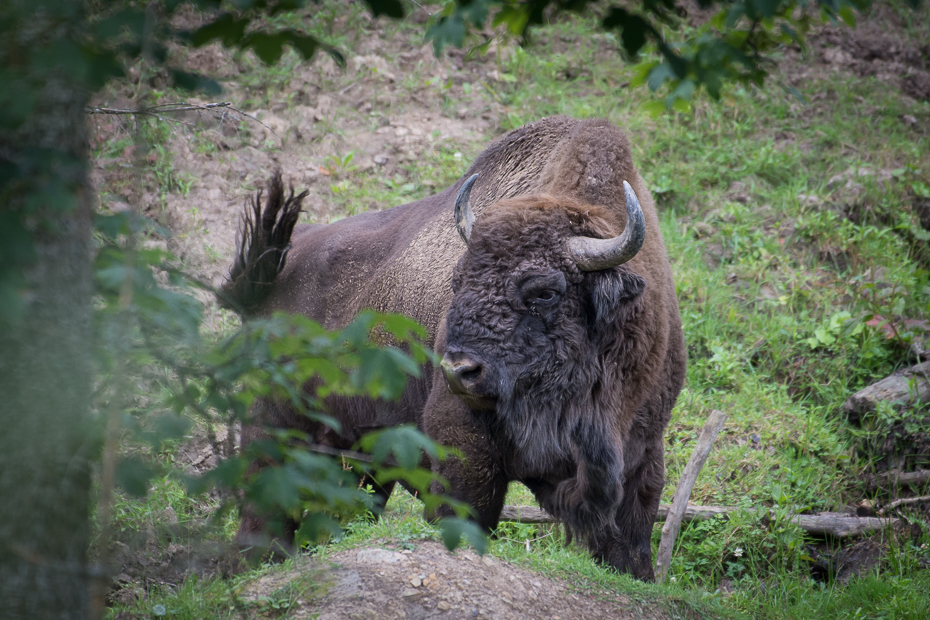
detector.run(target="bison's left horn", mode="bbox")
[567,180,646,271]
[454,174,478,244]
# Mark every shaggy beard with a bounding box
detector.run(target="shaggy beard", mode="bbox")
[492,363,624,542]
[492,368,586,478]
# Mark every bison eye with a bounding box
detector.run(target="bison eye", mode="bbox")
[536,290,558,303]
[518,272,567,311]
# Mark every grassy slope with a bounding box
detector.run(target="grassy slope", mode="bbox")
[103,2,930,619]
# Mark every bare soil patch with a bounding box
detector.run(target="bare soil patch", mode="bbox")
[242,541,673,620]
[815,9,930,104]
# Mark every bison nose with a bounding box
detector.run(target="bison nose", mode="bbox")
[440,352,485,395]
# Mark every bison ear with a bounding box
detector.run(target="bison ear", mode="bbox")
[585,269,646,329]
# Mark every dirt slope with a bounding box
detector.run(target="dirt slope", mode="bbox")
[242,541,674,620]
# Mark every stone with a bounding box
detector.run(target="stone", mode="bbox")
[357,549,407,564]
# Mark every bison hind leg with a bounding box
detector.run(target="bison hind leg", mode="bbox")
[235,508,300,565]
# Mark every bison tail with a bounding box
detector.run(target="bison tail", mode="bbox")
[218,172,308,316]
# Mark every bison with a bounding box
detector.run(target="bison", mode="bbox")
[221,116,686,580]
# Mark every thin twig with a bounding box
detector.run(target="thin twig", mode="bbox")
[339,80,358,95]
[85,100,279,137]
[406,0,434,16]
[84,101,233,115]
[880,495,930,515]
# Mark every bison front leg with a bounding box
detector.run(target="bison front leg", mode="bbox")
[422,376,509,531]
[592,437,665,581]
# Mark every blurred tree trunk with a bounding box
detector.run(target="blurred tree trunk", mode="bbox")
[0,28,95,620]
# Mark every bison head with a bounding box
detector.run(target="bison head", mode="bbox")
[440,175,647,476]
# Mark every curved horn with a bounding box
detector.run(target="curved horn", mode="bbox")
[454,174,478,244]
[567,180,647,271]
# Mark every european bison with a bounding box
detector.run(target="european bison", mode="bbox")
[221,116,685,580]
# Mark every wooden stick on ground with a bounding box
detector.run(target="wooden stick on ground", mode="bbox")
[864,469,930,492]
[654,409,727,583]
[879,495,930,515]
[498,504,900,538]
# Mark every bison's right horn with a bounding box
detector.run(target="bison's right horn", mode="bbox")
[454,174,478,244]
[567,180,646,271]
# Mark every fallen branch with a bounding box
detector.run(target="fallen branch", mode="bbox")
[864,469,930,492]
[499,504,899,538]
[655,409,726,582]
[879,495,930,515]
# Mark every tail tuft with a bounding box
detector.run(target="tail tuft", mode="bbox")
[218,172,308,315]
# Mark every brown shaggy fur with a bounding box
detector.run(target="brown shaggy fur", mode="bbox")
[221,117,685,580]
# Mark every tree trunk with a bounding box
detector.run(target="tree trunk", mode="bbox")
[0,12,95,617]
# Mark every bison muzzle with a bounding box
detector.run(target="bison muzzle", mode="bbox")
[220,116,686,580]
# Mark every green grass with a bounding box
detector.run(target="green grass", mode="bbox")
[96,1,930,618]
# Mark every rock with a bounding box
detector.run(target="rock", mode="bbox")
[727,181,750,204]
[843,361,930,424]
[357,549,408,564]
[157,506,178,525]
[401,588,420,597]
[692,222,715,238]
[437,601,450,611]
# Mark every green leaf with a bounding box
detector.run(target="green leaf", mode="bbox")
[246,32,287,65]
[493,6,530,36]
[249,467,304,514]
[379,313,428,341]
[438,518,487,554]
[285,32,320,61]
[170,69,223,95]
[640,99,666,118]
[359,425,442,469]
[295,513,342,545]
[363,0,405,19]
[647,63,676,91]
[191,13,248,47]
[427,15,467,55]
[116,457,157,497]
[202,457,249,491]
[838,6,857,27]
[94,8,146,44]
[746,0,783,20]
[146,413,192,451]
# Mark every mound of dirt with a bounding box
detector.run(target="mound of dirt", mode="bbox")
[817,13,930,103]
[243,541,673,620]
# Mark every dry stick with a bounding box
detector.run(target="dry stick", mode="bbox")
[864,468,930,492]
[499,504,900,538]
[880,495,930,515]
[84,100,278,137]
[84,101,233,115]
[655,409,727,582]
